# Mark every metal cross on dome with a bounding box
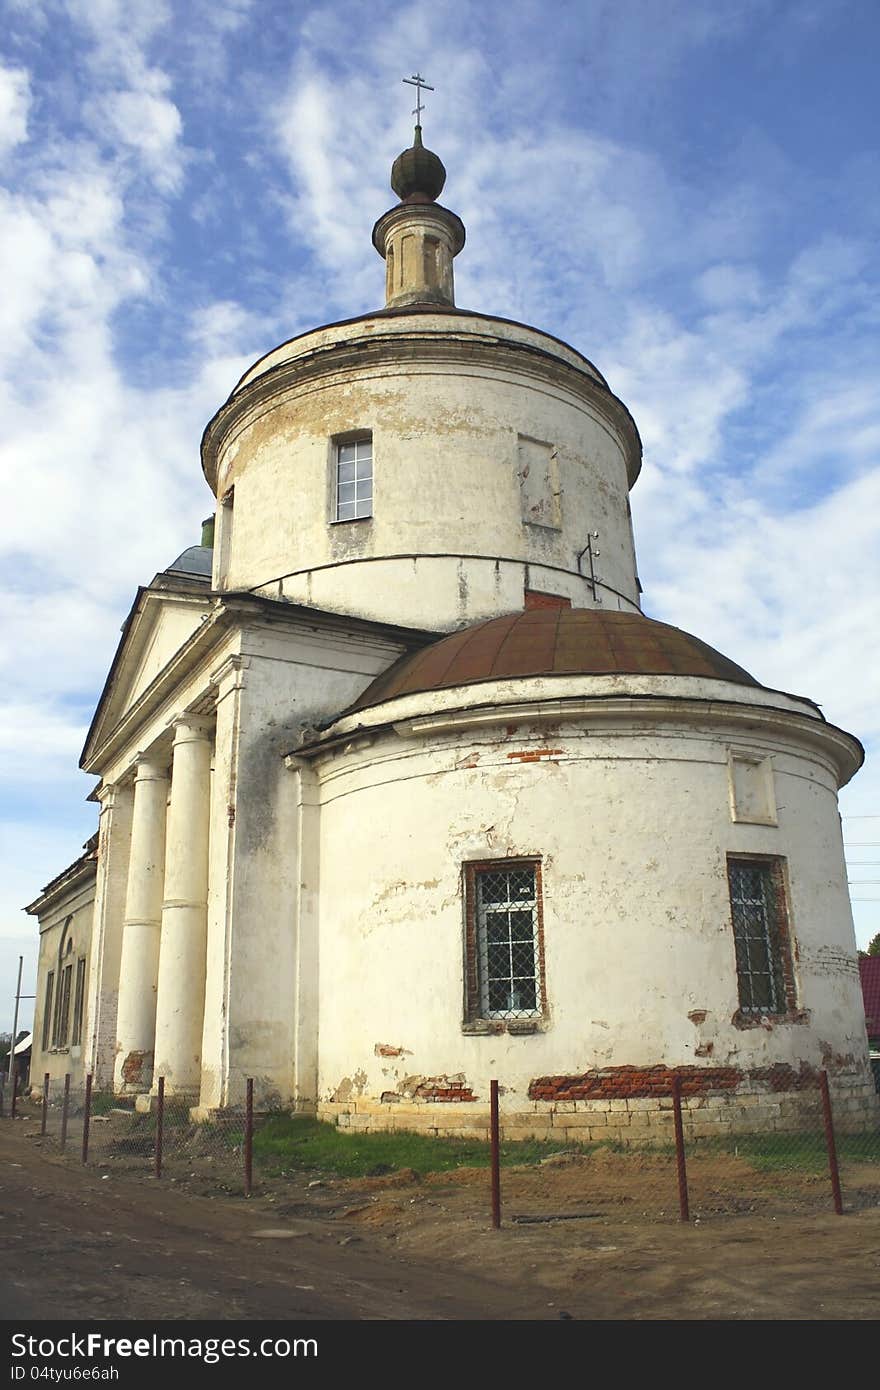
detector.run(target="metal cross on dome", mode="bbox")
[403,72,434,124]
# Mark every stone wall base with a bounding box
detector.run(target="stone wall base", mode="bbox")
[317,1079,880,1143]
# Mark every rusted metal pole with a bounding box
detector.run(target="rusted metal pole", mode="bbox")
[155,1076,165,1179]
[81,1073,93,1164]
[819,1070,844,1216]
[60,1073,71,1152]
[672,1075,690,1223]
[41,1073,49,1137]
[244,1077,254,1197]
[490,1078,501,1229]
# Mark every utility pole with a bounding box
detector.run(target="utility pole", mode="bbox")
[8,955,23,1109]
[7,956,34,1115]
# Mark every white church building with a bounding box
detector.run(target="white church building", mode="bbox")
[27,123,877,1138]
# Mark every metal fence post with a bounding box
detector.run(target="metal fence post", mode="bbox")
[490,1079,501,1229]
[819,1069,844,1216]
[672,1074,690,1223]
[155,1076,165,1179]
[244,1078,254,1197]
[60,1073,71,1152]
[81,1074,93,1164]
[41,1073,49,1136]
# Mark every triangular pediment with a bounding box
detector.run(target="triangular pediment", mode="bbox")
[81,578,213,767]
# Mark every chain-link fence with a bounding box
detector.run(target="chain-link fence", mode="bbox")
[2,1068,878,1233]
[7,1073,256,1195]
[488,1072,880,1225]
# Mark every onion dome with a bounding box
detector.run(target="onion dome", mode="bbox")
[390,125,446,202]
[350,608,760,712]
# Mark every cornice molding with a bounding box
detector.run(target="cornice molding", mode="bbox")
[201,326,642,494]
[298,691,862,789]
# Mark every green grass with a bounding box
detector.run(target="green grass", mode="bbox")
[689,1131,880,1173]
[89,1092,118,1116]
[250,1116,880,1180]
[251,1114,578,1178]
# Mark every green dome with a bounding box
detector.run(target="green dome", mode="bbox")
[390,126,446,201]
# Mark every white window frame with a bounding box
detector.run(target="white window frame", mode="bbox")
[333,436,372,522]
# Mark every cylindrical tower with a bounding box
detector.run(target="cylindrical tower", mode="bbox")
[201,128,642,632]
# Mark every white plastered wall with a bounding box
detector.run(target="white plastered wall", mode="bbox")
[208,316,641,630]
[311,687,869,1113]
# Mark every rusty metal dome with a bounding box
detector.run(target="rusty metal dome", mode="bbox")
[350,607,759,712]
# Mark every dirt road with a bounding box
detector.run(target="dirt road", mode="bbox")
[0,1124,538,1321]
[2,1121,879,1320]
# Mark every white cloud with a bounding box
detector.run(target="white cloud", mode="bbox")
[99,87,184,194]
[0,63,31,158]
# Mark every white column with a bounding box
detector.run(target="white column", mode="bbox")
[152,718,213,1096]
[113,757,168,1093]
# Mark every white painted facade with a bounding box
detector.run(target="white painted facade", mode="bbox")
[27,128,876,1135]
[305,677,867,1114]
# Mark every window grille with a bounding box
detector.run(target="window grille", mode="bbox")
[468,863,543,1019]
[335,438,372,521]
[727,858,793,1014]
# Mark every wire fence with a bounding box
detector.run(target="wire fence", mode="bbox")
[1,1068,878,1232]
[3,1073,257,1195]
[488,1072,880,1226]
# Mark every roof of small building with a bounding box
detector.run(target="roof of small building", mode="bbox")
[860,956,880,1038]
[349,607,761,712]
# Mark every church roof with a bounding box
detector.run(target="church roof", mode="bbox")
[349,607,761,712]
[166,544,212,578]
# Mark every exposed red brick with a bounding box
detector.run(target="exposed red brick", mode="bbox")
[506,749,564,762]
[524,590,572,610]
[414,1085,477,1103]
[528,1065,743,1101]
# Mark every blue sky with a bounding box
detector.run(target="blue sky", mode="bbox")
[1,0,879,1029]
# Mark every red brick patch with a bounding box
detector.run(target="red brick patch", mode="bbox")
[528,1065,742,1101]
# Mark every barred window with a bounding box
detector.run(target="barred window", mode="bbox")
[334,437,372,522]
[465,861,545,1020]
[727,857,795,1015]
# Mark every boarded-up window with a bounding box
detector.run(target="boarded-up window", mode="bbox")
[517,436,561,530]
[728,752,777,825]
